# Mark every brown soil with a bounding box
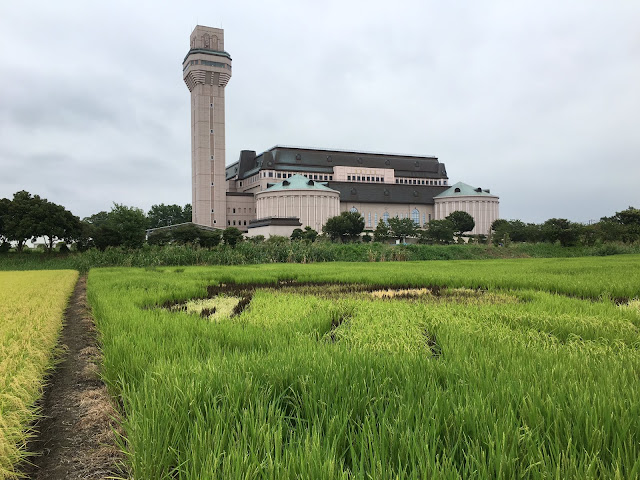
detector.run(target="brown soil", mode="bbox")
[21,276,125,480]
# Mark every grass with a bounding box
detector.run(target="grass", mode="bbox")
[1,241,639,272]
[88,257,640,479]
[0,270,78,479]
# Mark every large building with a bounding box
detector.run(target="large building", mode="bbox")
[183,26,499,237]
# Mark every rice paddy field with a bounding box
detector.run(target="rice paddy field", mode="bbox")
[88,255,640,479]
[0,270,78,479]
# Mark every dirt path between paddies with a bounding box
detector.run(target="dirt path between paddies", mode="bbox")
[21,275,124,479]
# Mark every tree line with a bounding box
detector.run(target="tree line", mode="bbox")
[0,191,196,252]
[491,208,640,247]
[321,210,477,244]
[1,190,638,252]
[321,207,640,247]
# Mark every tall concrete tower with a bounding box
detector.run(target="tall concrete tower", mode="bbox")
[183,26,232,227]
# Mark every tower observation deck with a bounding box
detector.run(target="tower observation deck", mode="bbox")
[183,26,232,227]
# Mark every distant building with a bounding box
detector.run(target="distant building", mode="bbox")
[184,26,499,237]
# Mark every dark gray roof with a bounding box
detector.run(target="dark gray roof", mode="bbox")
[248,217,302,228]
[226,146,448,181]
[327,182,448,205]
[226,192,254,197]
[146,222,222,234]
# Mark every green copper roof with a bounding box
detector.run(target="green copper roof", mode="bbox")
[435,182,496,198]
[264,174,339,192]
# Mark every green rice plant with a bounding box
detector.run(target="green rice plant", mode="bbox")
[88,260,640,479]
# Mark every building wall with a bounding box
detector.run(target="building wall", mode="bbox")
[256,189,340,232]
[226,195,256,231]
[184,26,231,228]
[340,201,435,229]
[434,196,499,235]
[333,166,395,184]
[246,224,301,238]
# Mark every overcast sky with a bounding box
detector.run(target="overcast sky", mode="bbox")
[1,1,638,223]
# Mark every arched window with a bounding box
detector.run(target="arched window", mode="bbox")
[412,209,420,225]
[383,212,389,223]
[350,207,358,213]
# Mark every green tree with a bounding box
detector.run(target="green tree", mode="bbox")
[446,211,475,237]
[109,204,148,249]
[290,228,304,241]
[222,227,244,247]
[292,226,318,242]
[387,217,418,243]
[611,206,640,226]
[148,204,192,229]
[600,206,640,243]
[171,224,200,244]
[302,226,318,243]
[33,200,81,251]
[87,204,148,250]
[147,229,173,246]
[0,197,10,244]
[541,218,582,247]
[420,219,455,244]
[373,220,391,243]
[491,219,511,246]
[322,211,365,242]
[3,191,43,252]
[198,229,222,248]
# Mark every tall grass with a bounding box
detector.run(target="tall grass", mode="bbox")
[2,241,639,272]
[89,260,640,479]
[0,270,78,479]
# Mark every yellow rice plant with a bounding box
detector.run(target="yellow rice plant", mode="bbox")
[0,270,78,479]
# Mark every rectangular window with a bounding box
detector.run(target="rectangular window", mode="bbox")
[330,176,333,180]
[368,212,372,227]
[232,208,236,213]
[374,213,378,225]
[428,214,432,221]
[348,175,351,181]
[269,172,273,178]
[277,173,281,178]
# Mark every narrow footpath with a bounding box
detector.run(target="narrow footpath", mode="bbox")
[22,276,124,480]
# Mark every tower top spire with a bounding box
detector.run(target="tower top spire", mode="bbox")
[189,25,225,51]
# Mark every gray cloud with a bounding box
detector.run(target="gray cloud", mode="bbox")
[1,0,639,223]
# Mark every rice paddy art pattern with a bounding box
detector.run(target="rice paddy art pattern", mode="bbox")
[88,257,640,479]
